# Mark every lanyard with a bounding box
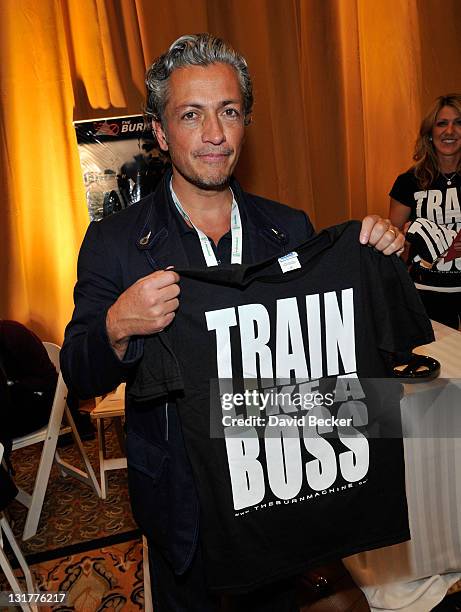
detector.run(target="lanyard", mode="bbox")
[170,180,243,267]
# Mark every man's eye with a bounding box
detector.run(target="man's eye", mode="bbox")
[223,108,239,117]
[182,111,197,120]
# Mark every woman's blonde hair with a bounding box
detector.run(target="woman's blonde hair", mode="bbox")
[414,94,461,189]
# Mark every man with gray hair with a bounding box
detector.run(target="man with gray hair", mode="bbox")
[62,33,404,611]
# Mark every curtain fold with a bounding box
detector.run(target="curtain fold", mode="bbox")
[0,0,88,342]
[356,0,422,215]
[1,0,461,342]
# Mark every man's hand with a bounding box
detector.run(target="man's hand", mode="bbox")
[359,215,405,256]
[106,269,180,360]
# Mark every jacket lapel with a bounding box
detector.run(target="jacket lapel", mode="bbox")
[134,171,190,270]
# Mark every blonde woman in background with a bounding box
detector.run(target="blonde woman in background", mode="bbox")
[389,94,461,329]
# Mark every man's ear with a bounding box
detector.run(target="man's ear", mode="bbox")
[152,120,169,152]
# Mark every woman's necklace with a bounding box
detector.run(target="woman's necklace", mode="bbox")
[442,171,458,185]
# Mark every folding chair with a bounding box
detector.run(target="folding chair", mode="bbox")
[91,384,127,499]
[0,443,38,612]
[12,342,101,540]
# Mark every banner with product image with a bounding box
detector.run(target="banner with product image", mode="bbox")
[74,115,168,221]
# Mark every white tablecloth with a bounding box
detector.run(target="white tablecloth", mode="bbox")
[344,321,461,612]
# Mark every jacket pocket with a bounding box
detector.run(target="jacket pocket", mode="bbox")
[126,430,170,548]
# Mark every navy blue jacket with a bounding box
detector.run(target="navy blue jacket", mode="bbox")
[61,172,314,574]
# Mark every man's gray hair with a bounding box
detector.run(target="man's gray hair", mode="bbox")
[145,33,253,126]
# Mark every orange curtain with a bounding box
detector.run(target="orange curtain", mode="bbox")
[1,0,461,342]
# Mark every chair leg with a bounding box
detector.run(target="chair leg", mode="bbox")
[21,406,102,539]
[114,417,125,454]
[0,516,37,612]
[22,427,60,540]
[54,407,101,498]
[97,417,108,499]
[20,379,67,540]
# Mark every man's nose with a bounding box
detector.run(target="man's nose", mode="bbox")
[202,114,225,144]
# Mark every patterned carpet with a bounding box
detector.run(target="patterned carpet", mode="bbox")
[6,422,138,556]
[0,538,145,611]
[1,422,147,610]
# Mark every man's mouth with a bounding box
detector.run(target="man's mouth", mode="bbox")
[195,148,233,157]
[194,150,233,163]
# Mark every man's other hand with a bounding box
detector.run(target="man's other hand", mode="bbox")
[359,215,405,256]
[106,269,180,360]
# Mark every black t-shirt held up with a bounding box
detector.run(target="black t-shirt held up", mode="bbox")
[135,221,434,592]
